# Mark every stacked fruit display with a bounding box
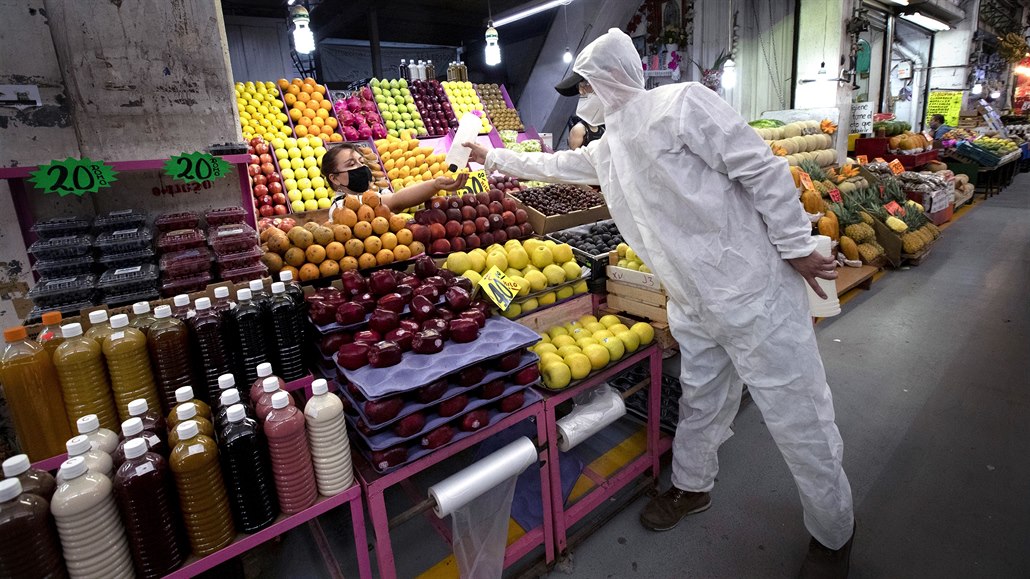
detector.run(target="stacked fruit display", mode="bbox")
[369,78,427,138]
[374,135,448,193]
[475,83,524,131]
[614,243,650,273]
[333,86,388,141]
[973,135,1019,155]
[236,81,292,144]
[271,135,331,213]
[550,220,624,258]
[279,77,342,142]
[247,137,288,216]
[409,79,458,137]
[512,184,605,216]
[753,119,838,167]
[442,81,492,134]
[531,315,655,390]
[408,190,533,255]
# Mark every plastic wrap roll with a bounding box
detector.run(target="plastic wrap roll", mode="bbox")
[429,436,537,517]
[806,235,841,317]
[556,385,626,452]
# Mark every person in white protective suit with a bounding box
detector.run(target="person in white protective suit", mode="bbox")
[465,28,855,579]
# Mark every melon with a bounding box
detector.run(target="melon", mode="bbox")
[786,154,800,166]
[783,123,804,138]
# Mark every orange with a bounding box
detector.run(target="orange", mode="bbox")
[373,205,392,220]
[358,253,377,269]
[334,207,357,228]
[329,133,343,142]
[361,190,381,208]
[320,100,333,110]
[299,263,320,281]
[305,244,326,264]
[302,107,316,119]
[284,247,306,268]
[311,91,323,102]
[284,93,297,106]
[295,124,309,137]
[409,241,426,256]
[353,221,372,239]
[315,84,327,95]
[340,256,358,271]
[316,108,329,119]
[326,117,338,129]
[297,92,311,103]
[325,241,345,260]
[370,216,389,235]
[343,195,361,211]
[287,84,301,96]
[301,83,315,94]
[298,117,312,127]
[344,238,365,257]
[312,117,325,129]
[318,260,340,277]
[396,228,413,246]
[364,236,382,254]
[331,224,351,242]
[389,215,408,232]
[277,79,290,90]
[380,232,398,250]
[303,77,317,85]
[289,108,303,121]
[356,205,375,222]
[290,77,303,85]
[280,264,299,280]
[375,249,395,265]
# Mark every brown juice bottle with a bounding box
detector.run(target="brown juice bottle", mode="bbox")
[170,420,236,556]
[129,301,157,336]
[114,438,187,577]
[168,403,215,446]
[249,362,283,404]
[171,294,193,321]
[263,391,317,514]
[104,314,162,422]
[167,386,213,431]
[0,478,66,578]
[84,309,115,343]
[113,417,168,465]
[51,456,135,578]
[1,325,73,460]
[128,398,168,448]
[147,305,197,414]
[255,376,295,423]
[37,310,66,358]
[54,323,119,431]
[75,414,119,455]
[1,454,57,501]
[63,435,114,481]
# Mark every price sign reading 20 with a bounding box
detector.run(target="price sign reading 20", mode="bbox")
[164,152,232,185]
[28,158,119,197]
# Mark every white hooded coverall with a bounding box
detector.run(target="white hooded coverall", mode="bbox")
[484,28,854,549]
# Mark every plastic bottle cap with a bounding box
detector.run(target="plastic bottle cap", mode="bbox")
[76,414,99,434]
[59,457,88,480]
[2,326,26,342]
[109,314,129,329]
[154,305,172,319]
[271,391,290,409]
[271,282,286,294]
[218,374,236,390]
[2,455,30,477]
[88,310,109,324]
[0,479,22,502]
[127,399,148,416]
[263,377,280,393]
[123,438,148,460]
[176,420,199,440]
[195,297,212,311]
[220,389,241,407]
[122,417,144,437]
[214,287,229,299]
[226,404,247,423]
[280,270,294,282]
[176,402,197,420]
[249,280,264,292]
[66,435,91,456]
[237,288,252,301]
[40,311,62,325]
[311,379,329,396]
[61,323,83,338]
[257,363,273,378]
[174,386,194,404]
[132,302,151,315]
[173,294,190,307]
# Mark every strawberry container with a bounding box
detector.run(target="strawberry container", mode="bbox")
[156,229,206,253]
[159,270,212,297]
[204,206,247,227]
[154,211,200,232]
[208,223,258,256]
[158,247,213,279]
[214,246,263,271]
[219,262,268,284]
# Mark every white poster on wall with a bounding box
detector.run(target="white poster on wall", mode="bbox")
[850,102,874,134]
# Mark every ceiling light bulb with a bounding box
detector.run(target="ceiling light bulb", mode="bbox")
[990,90,1001,99]
[971,82,983,95]
[563,48,573,63]
[485,24,501,66]
[722,58,736,89]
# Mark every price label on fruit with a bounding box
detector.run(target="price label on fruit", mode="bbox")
[798,171,815,191]
[888,159,905,175]
[164,152,232,184]
[884,200,902,215]
[856,155,868,164]
[453,169,489,196]
[828,188,842,203]
[28,158,118,197]
[478,265,520,311]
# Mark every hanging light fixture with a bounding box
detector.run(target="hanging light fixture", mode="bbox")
[989,88,1001,99]
[485,22,501,65]
[563,48,573,63]
[290,5,315,54]
[722,58,736,89]
[971,82,983,95]
[561,5,573,63]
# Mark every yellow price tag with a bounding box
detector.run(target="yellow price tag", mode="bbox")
[454,169,489,196]
[478,266,521,311]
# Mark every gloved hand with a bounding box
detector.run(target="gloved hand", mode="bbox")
[788,250,838,299]
[464,141,490,165]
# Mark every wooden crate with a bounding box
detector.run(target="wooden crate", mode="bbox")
[514,292,593,334]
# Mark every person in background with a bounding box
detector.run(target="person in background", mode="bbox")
[464,28,854,579]
[929,114,952,140]
[567,114,605,150]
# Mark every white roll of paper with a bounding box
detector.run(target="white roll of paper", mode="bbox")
[556,386,627,452]
[805,235,841,318]
[429,436,537,518]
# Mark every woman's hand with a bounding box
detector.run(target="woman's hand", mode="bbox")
[463,142,490,165]
[787,250,838,299]
[434,173,469,192]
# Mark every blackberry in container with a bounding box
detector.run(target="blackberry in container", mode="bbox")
[27,235,93,261]
[93,209,147,233]
[27,274,97,308]
[30,216,93,239]
[204,207,246,227]
[95,228,154,255]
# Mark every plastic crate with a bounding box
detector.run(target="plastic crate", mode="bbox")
[94,228,153,254]
[32,255,95,279]
[27,274,97,308]
[93,209,147,232]
[97,264,159,297]
[30,216,93,239]
[159,247,213,279]
[956,142,1003,166]
[154,211,200,232]
[27,235,93,260]
[156,229,206,253]
[96,247,156,270]
[208,223,258,256]
[204,206,247,227]
[215,246,263,270]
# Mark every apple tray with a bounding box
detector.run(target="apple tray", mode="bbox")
[307,295,445,335]
[337,316,541,397]
[356,387,543,474]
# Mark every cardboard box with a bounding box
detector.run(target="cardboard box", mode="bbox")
[510,197,611,235]
[871,218,903,268]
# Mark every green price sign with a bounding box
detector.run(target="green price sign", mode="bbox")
[28,158,118,197]
[477,265,522,311]
[164,152,232,184]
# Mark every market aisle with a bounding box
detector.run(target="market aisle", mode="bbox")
[547,182,1030,579]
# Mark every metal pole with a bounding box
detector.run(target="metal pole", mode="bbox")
[369,7,383,78]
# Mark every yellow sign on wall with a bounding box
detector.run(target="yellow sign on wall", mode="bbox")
[925,91,963,127]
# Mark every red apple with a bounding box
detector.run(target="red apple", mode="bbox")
[272,192,287,205]
[261,162,276,175]
[269,181,283,194]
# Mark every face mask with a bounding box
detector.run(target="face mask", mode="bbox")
[576,92,605,126]
[343,165,372,193]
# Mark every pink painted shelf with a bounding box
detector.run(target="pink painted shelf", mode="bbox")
[0,154,251,179]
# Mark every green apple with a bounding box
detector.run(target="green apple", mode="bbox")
[531,245,554,269]
[582,344,611,370]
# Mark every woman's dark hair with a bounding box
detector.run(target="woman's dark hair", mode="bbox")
[322,142,362,175]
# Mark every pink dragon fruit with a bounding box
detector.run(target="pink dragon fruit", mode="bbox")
[339,110,356,126]
[371,123,388,139]
[343,126,360,141]
[357,125,373,140]
[346,96,362,113]
[360,86,373,101]
[333,99,348,115]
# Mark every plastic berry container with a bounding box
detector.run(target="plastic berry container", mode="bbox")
[219,262,268,284]
[93,209,147,233]
[159,247,213,279]
[215,246,263,271]
[27,235,94,260]
[96,247,156,270]
[156,229,207,253]
[32,255,96,279]
[103,288,160,308]
[204,206,247,227]
[97,264,159,297]
[159,270,212,297]
[154,211,200,232]
[94,228,154,254]
[208,223,258,256]
[30,216,93,239]
[27,274,97,308]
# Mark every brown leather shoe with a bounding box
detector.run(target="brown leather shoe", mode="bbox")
[798,524,855,579]
[639,487,711,532]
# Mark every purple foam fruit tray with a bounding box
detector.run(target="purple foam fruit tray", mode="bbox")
[308,296,444,335]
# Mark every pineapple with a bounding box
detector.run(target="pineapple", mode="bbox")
[900,208,930,253]
[799,159,828,182]
[840,195,875,243]
[857,243,881,263]
[882,178,906,205]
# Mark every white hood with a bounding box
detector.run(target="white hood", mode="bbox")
[572,28,645,115]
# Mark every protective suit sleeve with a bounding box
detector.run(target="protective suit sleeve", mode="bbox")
[677,85,817,260]
[485,145,601,187]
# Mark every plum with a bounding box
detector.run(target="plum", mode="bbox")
[412,329,445,354]
[438,394,469,417]
[369,308,400,334]
[370,446,407,469]
[335,302,366,325]
[448,318,479,343]
[416,380,448,403]
[368,340,403,368]
[394,412,426,437]
[421,426,455,449]
[499,391,525,413]
[337,342,370,370]
[482,379,506,399]
[460,409,489,432]
[363,397,404,424]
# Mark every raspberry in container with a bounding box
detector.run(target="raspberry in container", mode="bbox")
[159,270,212,297]
[159,247,213,279]
[97,247,156,270]
[30,216,93,239]
[97,264,159,298]
[93,209,148,233]
[204,206,247,227]
[220,262,268,284]
[27,274,97,308]
[154,211,200,232]
[215,246,263,271]
[156,229,207,253]
[27,234,93,261]
[104,289,161,308]
[32,255,96,279]
[94,228,154,255]
[208,223,258,256]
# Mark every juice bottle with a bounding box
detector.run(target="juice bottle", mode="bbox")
[1,454,57,501]
[268,282,305,381]
[170,420,235,556]
[0,325,73,460]
[113,438,188,577]
[51,457,135,578]
[249,363,282,404]
[0,478,66,579]
[171,294,193,321]
[217,388,254,427]
[228,288,270,384]
[219,404,278,532]
[255,376,295,423]
[84,309,115,342]
[54,323,118,431]
[75,414,119,455]
[189,297,232,404]
[168,403,215,446]
[212,286,235,315]
[278,270,306,315]
[248,279,271,311]
[127,398,168,447]
[304,379,354,495]
[36,311,65,358]
[147,305,196,413]
[112,417,168,465]
[63,435,114,481]
[167,386,212,431]
[129,301,157,335]
[104,314,161,422]
[263,392,317,514]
